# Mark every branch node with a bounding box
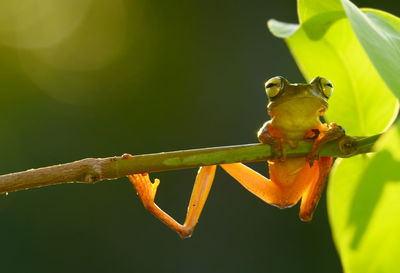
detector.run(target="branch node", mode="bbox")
[84,170,101,184]
[339,135,363,157]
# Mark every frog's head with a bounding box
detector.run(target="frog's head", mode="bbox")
[264,76,333,117]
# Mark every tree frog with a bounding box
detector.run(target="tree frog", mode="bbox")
[128,76,345,238]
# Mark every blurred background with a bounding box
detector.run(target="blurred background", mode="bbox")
[0,0,398,272]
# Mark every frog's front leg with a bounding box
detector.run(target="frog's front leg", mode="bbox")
[128,165,216,238]
[306,122,345,166]
[257,121,287,160]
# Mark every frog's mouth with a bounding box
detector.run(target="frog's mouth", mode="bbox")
[268,96,328,115]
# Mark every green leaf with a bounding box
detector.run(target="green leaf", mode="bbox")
[267,19,298,39]
[268,1,400,272]
[298,0,342,23]
[267,1,398,136]
[341,0,400,99]
[328,123,400,272]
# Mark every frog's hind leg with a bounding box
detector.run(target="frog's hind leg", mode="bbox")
[220,163,282,206]
[299,156,333,222]
[128,165,216,238]
[221,161,313,209]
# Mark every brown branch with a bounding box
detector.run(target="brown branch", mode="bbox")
[0,134,379,194]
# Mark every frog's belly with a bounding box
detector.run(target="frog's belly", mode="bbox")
[267,157,319,208]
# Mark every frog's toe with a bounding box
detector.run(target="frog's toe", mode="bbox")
[306,152,319,167]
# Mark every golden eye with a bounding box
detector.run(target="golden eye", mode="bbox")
[265,77,283,98]
[320,78,333,98]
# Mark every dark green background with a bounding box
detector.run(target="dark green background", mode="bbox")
[0,1,398,272]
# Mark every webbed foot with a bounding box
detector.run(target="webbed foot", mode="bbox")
[128,173,160,208]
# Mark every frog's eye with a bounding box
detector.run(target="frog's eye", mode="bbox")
[320,78,333,98]
[265,77,283,98]
[310,76,333,98]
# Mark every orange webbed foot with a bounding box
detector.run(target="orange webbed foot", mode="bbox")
[128,173,160,208]
[128,166,217,239]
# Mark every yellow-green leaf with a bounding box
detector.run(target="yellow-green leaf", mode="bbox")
[328,123,400,272]
[341,0,400,99]
[268,1,398,136]
[268,1,400,272]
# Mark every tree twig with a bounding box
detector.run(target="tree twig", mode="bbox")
[0,134,380,194]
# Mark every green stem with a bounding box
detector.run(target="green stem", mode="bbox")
[0,134,380,194]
